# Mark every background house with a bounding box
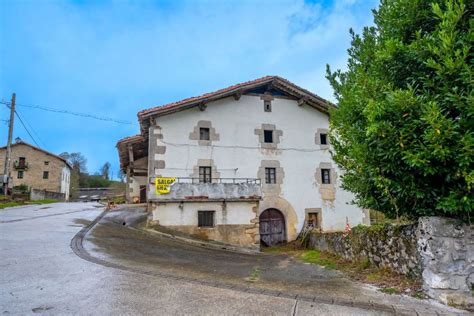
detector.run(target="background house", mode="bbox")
[0,140,71,200]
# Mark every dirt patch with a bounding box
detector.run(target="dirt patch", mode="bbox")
[73,219,92,226]
[264,241,424,299]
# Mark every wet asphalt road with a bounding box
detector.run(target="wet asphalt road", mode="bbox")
[0,203,465,315]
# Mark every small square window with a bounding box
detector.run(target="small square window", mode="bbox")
[44,161,49,165]
[199,127,210,141]
[263,130,273,143]
[265,167,276,184]
[43,171,49,179]
[320,133,328,145]
[321,169,331,184]
[199,166,212,183]
[264,100,272,112]
[17,171,24,179]
[198,211,215,227]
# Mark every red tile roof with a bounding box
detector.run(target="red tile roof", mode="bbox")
[136,75,331,120]
[116,134,144,146]
[137,76,276,119]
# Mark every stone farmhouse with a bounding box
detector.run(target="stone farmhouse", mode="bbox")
[0,140,71,200]
[117,76,369,249]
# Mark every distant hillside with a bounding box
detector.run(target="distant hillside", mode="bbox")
[79,173,126,189]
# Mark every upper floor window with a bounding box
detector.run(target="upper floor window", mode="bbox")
[263,130,273,143]
[44,161,49,165]
[321,169,331,184]
[265,167,276,184]
[43,171,49,180]
[320,134,328,145]
[199,127,210,141]
[17,171,24,179]
[199,166,212,183]
[19,157,26,167]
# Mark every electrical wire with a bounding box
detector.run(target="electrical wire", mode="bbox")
[160,139,327,153]
[17,109,47,148]
[0,100,132,125]
[14,110,41,147]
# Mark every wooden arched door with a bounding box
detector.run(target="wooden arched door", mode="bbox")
[259,208,286,246]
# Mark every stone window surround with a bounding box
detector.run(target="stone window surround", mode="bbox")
[257,160,284,195]
[254,124,283,149]
[190,159,221,183]
[189,120,220,146]
[315,162,336,201]
[315,128,330,149]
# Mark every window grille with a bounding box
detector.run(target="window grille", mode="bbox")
[198,211,215,227]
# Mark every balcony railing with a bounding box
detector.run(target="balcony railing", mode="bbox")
[148,177,262,202]
[13,161,29,170]
[174,177,261,184]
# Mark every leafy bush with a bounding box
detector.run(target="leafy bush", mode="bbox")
[327,0,473,220]
[13,184,29,193]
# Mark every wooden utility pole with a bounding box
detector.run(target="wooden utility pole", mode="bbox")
[3,93,16,197]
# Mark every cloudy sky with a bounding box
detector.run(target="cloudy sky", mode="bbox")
[0,0,377,179]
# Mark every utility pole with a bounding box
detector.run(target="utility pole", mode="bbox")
[3,93,15,197]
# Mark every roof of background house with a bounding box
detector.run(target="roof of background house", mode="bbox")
[0,140,73,169]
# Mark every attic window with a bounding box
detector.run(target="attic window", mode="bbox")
[199,127,210,141]
[320,134,328,145]
[264,100,272,112]
[263,130,273,143]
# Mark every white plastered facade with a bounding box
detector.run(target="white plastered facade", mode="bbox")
[148,94,367,240]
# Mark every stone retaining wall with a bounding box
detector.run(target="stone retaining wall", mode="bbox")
[308,223,420,277]
[30,189,65,201]
[308,216,473,310]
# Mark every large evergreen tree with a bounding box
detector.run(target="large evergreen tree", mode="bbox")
[326,0,473,220]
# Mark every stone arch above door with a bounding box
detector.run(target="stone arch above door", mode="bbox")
[259,197,298,241]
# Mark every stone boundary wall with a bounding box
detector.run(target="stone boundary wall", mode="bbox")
[308,217,473,310]
[308,223,420,276]
[30,189,65,201]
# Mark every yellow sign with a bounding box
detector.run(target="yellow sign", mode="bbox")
[155,177,176,194]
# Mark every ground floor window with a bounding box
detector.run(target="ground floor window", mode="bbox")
[43,171,49,179]
[17,171,23,179]
[198,211,215,227]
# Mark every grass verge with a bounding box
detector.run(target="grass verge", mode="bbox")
[264,242,424,298]
[0,199,58,209]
